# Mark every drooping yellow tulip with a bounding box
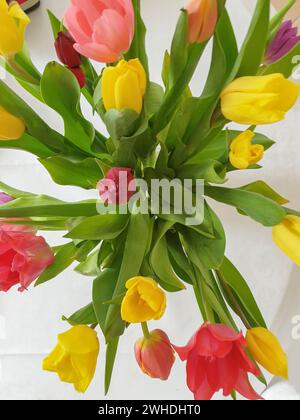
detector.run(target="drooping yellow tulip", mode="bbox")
[246,328,288,379]
[229,130,264,169]
[0,106,25,140]
[43,325,100,393]
[102,59,147,114]
[221,73,300,125]
[272,215,300,266]
[0,0,30,57]
[121,277,166,324]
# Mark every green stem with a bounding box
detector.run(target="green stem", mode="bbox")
[6,56,40,85]
[151,43,206,136]
[141,322,150,338]
[216,270,252,330]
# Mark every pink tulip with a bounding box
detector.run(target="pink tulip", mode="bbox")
[135,330,175,380]
[64,0,135,63]
[0,223,54,292]
[0,192,14,205]
[173,322,262,400]
[98,167,135,205]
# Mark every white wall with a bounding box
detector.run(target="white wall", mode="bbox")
[0,0,300,400]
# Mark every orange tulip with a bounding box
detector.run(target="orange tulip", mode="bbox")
[186,0,218,44]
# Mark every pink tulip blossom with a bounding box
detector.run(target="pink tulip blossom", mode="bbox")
[135,329,175,380]
[64,0,135,63]
[0,223,54,292]
[98,168,135,205]
[265,21,300,65]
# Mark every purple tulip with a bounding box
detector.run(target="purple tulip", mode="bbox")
[265,20,300,65]
[0,192,14,205]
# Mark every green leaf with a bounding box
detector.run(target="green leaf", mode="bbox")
[180,205,226,270]
[105,337,119,395]
[205,185,286,227]
[217,257,267,328]
[0,197,98,218]
[0,218,67,231]
[0,133,54,158]
[144,82,164,117]
[93,268,122,338]
[240,181,289,205]
[177,160,227,184]
[0,80,65,153]
[185,129,228,164]
[166,231,195,285]
[75,249,100,277]
[150,220,186,292]
[41,62,95,154]
[66,214,129,240]
[62,303,97,326]
[169,10,189,87]
[39,156,102,189]
[47,9,63,39]
[105,213,152,339]
[229,0,270,78]
[268,0,296,33]
[35,241,94,286]
[124,0,149,76]
[104,108,139,143]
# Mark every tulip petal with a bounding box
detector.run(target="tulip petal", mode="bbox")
[235,370,263,400]
[115,70,143,114]
[58,325,99,354]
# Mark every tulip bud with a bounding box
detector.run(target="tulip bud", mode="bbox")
[229,130,264,169]
[97,168,136,205]
[0,106,25,140]
[102,59,147,114]
[265,21,300,65]
[54,31,82,68]
[135,329,175,380]
[186,0,218,44]
[0,192,14,205]
[221,74,300,125]
[246,328,288,379]
[273,215,300,266]
[69,66,86,89]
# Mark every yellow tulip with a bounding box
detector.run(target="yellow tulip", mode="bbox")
[102,59,147,114]
[0,106,25,140]
[121,277,166,324]
[221,73,300,125]
[246,328,288,379]
[0,0,30,56]
[273,215,300,266]
[229,130,264,169]
[43,325,99,393]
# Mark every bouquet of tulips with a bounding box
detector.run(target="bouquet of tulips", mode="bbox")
[1,0,300,400]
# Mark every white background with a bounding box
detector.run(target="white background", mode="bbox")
[0,0,300,400]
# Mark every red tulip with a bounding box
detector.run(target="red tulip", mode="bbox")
[98,168,135,205]
[173,322,262,400]
[54,31,82,68]
[69,66,86,89]
[0,222,54,292]
[135,329,175,380]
